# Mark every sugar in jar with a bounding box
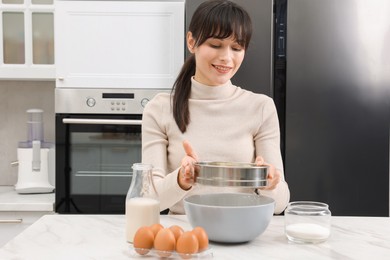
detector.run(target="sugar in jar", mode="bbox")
[284,201,331,243]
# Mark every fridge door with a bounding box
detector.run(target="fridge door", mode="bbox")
[285,0,390,216]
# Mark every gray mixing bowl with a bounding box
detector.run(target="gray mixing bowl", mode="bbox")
[184,193,275,243]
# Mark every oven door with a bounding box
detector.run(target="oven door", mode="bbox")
[55,114,142,214]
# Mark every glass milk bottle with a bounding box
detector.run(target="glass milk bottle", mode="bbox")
[126,163,160,243]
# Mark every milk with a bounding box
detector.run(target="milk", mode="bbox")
[125,197,160,243]
[285,223,330,242]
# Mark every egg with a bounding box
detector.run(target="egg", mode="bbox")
[169,225,185,241]
[150,223,164,237]
[154,228,176,257]
[133,226,154,255]
[192,226,209,252]
[176,231,199,258]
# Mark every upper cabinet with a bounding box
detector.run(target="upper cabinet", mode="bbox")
[0,0,55,80]
[54,0,184,89]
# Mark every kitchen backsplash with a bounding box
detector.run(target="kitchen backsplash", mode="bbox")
[0,80,55,185]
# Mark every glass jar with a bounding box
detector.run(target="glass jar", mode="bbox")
[125,163,160,243]
[284,201,331,244]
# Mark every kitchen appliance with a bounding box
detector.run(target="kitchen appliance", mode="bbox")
[54,0,184,214]
[186,0,390,216]
[281,0,389,216]
[55,88,169,214]
[15,109,55,194]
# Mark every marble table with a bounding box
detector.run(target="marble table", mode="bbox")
[0,214,389,259]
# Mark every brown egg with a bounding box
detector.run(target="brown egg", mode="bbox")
[133,226,154,255]
[192,226,209,252]
[176,231,199,259]
[150,223,164,237]
[169,225,185,241]
[154,228,176,257]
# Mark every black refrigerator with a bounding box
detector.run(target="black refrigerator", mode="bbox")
[185,0,390,216]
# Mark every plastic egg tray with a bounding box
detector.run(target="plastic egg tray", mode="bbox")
[129,245,213,259]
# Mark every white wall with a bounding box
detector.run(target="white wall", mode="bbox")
[0,80,55,185]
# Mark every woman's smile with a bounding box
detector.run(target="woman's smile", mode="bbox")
[212,64,232,73]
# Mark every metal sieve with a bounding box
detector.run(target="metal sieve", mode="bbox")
[194,161,268,187]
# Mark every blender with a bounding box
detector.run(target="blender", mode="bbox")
[14,109,55,194]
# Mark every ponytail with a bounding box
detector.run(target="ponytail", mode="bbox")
[172,55,196,133]
[171,0,252,133]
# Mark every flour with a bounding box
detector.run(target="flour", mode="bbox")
[285,223,330,241]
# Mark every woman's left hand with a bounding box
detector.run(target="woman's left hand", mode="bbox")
[255,156,280,190]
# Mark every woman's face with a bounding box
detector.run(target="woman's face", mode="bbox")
[187,32,246,86]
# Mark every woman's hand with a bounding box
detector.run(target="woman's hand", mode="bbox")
[255,156,280,190]
[178,140,199,190]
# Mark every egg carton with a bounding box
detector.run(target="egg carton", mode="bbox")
[129,245,213,259]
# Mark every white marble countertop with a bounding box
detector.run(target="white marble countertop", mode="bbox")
[0,214,389,259]
[0,186,54,211]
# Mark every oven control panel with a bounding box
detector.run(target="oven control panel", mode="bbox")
[55,88,170,114]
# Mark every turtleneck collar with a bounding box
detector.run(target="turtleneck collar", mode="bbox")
[190,77,237,100]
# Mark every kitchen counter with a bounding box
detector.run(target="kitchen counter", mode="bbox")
[0,214,389,259]
[0,186,55,248]
[0,186,54,211]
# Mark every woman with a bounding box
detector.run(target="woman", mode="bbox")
[142,0,290,214]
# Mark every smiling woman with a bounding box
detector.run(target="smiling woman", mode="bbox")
[141,0,290,215]
[188,35,245,86]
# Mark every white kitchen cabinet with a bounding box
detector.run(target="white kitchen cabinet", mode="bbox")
[55,0,184,89]
[0,0,55,79]
[0,211,54,247]
[0,186,55,247]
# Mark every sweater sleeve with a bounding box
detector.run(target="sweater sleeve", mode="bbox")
[141,95,190,211]
[254,97,290,214]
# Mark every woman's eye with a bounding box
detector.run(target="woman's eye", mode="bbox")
[232,46,243,52]
[210,44,220,48]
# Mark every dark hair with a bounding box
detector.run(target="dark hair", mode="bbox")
[172,0,252,133]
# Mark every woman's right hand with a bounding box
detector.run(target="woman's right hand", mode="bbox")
[178,140,199,190]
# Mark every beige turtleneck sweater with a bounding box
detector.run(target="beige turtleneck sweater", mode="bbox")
[142,78,290,214]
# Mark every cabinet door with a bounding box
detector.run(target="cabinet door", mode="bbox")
[0,0,55,79]
[55,0,185,89]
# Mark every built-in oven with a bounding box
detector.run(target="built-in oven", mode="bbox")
[55,88,168,214]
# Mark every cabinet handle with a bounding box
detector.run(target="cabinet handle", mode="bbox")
[0,219,23,223]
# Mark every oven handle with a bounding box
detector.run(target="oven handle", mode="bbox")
[62,118,142,125]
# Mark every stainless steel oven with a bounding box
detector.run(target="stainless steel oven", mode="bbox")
[55,88,168,214]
